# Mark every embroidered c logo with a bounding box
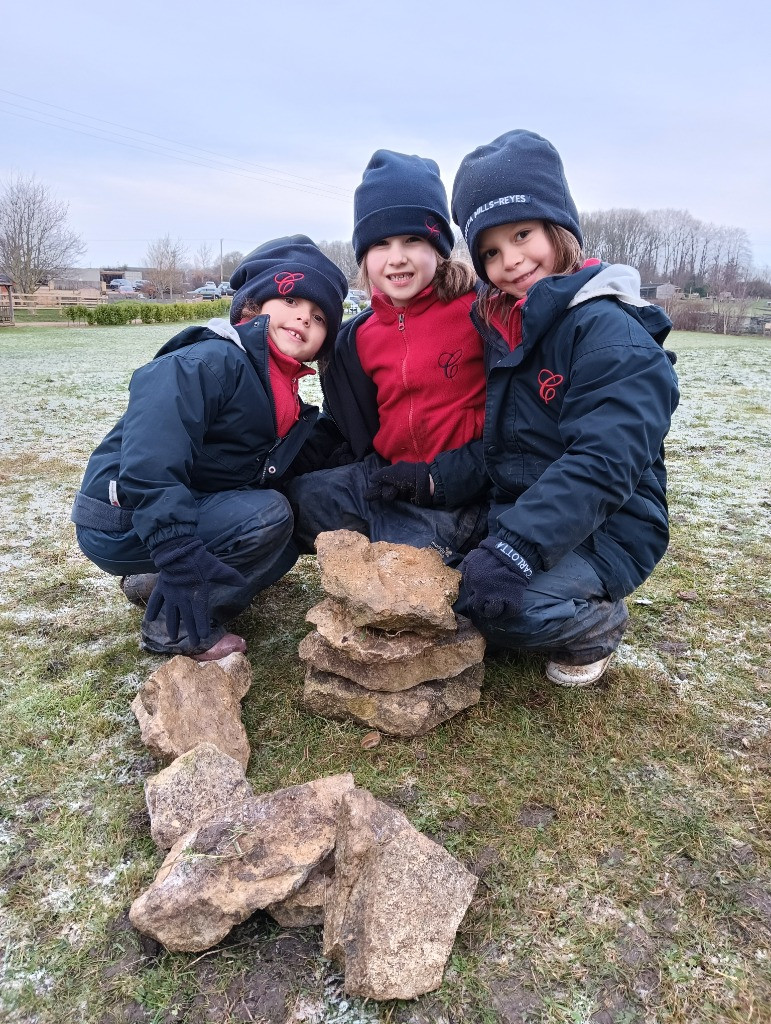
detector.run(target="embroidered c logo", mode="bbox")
[538,368,564,403]
[274,271,304,295]
[439,350,462,379]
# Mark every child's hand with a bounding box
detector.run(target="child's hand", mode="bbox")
[329,441,357,467]
[145,537,247,648]
[364,461,433,506]
[460,537,535,620]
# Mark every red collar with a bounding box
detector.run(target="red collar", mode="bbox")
[267,338,316,380]
[369,284,438,324]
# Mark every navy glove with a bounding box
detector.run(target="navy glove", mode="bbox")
[329,441,357,467]
[364,461,432,506]
[460,537,537,620]
[145,537,247,647]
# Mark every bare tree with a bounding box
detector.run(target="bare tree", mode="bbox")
[316,239,358,285]
[706,226,753,334]
[744,267,771,299]
[221,250,244,281]
[145,235,188,300]
[451,227,473,266]
[580,208,658,277]
[0,173,85,295]
[191,241,215,288]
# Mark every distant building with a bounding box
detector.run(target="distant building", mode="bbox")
[50,267,150,291]
[640,281,681,301]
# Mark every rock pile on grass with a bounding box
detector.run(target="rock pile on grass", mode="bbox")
[300,530,486,737]
[129,639,479,1000]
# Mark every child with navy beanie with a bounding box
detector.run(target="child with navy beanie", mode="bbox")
[71,236,347,661]
[285,149,490,565]
[450,129,680,686]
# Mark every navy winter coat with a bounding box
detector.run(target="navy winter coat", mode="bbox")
[474,262,680,600]
[78,316,318,551]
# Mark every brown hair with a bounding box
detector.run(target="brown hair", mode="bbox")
[478,222,583,325]
[357,250,477,304]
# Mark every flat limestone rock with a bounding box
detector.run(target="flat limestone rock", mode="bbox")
[307,598,454,655]
[324,788,478,1000]
[299,615,485,692]
[129,773,355,952]
[303,663,483,737]
[266,852,335,928]
[314,531,460,632]
[131,653,252,769]
[145,742,254,850]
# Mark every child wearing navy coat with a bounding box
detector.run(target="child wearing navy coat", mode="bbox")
[451,130,680,686]
[71,236,347,660]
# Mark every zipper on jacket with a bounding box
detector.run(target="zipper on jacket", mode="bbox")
[398,312,405,332]
[260,436,283,484]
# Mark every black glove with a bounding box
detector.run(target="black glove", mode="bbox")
[145,537,247,647]
[364,461,432,506]
[460,537,537,620]
[329,441,357,467]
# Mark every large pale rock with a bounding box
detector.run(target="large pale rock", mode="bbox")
[324,789,478,1000]
[144,742,254,850]
[300,614,485,692]
[307,598,452,657]
[131,653,252,768]
[314,531,460,632]
[303,663,483,737]
[129,774,355,952]
[266,852,335,928]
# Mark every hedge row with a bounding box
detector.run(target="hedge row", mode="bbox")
[64,299,232,326]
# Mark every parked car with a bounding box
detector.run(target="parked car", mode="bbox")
[344,291,366,315]
[111,280,137,295]
[189,284,220,300]
[133,280,157,298]
[218,282,235,296]
[108,278,135,292]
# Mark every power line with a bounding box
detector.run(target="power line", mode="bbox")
[0,90,353,203]
[1,89,353,196]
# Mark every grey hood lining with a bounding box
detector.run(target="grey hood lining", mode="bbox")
[206,317,246,350]
[567,264,650,310]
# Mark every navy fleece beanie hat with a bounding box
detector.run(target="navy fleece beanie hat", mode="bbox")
[352,150,455,263]
[451,130,583,281]
[230,235,348,344]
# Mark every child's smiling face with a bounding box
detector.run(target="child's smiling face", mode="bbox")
[260,296,327,362]
[478,220,557,299]
[364,235,438,306]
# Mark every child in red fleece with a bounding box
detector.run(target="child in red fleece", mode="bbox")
[286,150,489,566]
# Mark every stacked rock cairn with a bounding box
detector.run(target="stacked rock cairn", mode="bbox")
[300,530,486,737]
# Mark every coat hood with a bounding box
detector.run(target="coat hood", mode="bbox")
[524,262,673,349]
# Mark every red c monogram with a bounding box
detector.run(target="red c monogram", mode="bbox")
[274,271,304,295]
[538,368,564,403]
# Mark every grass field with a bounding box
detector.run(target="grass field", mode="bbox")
[0,324,769,1024]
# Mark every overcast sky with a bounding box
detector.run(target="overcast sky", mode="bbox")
[3,0,769,273]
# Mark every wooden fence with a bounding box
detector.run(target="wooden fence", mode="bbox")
[12,290,105,310]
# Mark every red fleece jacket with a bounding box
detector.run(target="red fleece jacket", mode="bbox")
[356,286,486,463]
